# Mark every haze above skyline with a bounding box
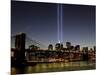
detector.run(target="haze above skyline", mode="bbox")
[11,1,96,49]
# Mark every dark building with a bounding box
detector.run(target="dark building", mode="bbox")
[75,45,80,51]
[70,46,74,50]
[82,47,88,53]
[89,48,93,52]
[55,43,60,50]
[66,42,71,49]
[55,43,64,50]
[55,43,61,50]
[61,44,63,50]
[82,47,89,61]
[48,44,53,50]
[93,46,96,53]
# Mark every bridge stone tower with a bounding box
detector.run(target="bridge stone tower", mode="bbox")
[15,33,26,66]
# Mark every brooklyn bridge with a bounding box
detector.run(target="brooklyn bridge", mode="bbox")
[11,33,95,67]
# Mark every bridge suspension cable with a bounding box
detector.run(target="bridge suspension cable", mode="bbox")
[11,34,46,49]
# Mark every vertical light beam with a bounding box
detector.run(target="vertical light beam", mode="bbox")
[57,4,60,43]
[60,4,63,43]
[57,4,63,43]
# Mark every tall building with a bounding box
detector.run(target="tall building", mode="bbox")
[66,42,71,50]
[82,47,88,53]
[75,45,80,51]
[55,43,61,50]
[55,43,63,50]
[70,46,74,50]
[48,44,53,50]
[82,47,89,61]
[93,46,96,53]
[61,44,63,50]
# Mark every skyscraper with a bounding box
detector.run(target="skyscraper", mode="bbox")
[75,45,80,51]
[66,42,71,49]
[55,43,61,50]
[82,47,88,53]
[61,43,63,50]
[48,44,53,50]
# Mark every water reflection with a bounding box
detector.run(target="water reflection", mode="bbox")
[11,61,95,74]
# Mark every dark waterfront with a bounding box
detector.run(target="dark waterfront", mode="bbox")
[11,61,95,74]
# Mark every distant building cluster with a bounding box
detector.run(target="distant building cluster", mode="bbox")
[48,42,96,53]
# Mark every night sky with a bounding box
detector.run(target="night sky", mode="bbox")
[11,1,96,49]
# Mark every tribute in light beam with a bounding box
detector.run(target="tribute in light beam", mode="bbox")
[60,4,63,43]
[57,4,60,43]
[57,4,63,43]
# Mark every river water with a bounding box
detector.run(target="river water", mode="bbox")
[11,61,95,74]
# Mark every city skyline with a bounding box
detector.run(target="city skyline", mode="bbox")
[11,1,96,49]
